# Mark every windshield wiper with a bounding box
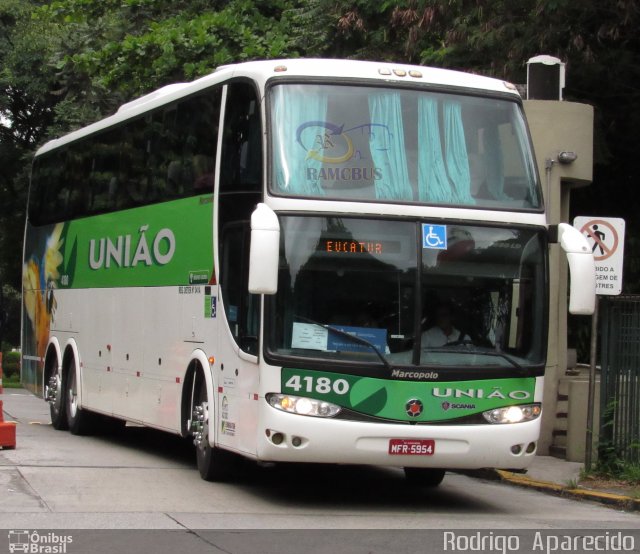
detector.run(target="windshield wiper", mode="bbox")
[476,349,528,377]
[294,314,391,371]
[423,345,528,376]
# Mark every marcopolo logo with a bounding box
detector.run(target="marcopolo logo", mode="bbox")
[89,225,176,270]
[8,530,73,554]
[391,369,439,381]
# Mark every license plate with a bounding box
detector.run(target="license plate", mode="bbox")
[388,439,435,456]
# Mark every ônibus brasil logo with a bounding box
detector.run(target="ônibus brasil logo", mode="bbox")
[8,530,73,554]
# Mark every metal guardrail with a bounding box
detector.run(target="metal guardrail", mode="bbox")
[599,295,640,464]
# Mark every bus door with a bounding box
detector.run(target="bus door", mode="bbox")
[215,81,263,453]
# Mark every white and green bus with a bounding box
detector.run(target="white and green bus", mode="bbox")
[22,59,595,485]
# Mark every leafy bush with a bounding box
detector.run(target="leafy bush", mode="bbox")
[2,350,20,378]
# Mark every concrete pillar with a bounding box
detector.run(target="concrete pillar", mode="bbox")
[523,100,594,455]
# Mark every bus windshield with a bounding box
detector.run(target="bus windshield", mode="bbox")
[267,216,547,371]
[270,84,540,210]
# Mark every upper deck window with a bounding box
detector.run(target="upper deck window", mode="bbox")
[269,84,540,210]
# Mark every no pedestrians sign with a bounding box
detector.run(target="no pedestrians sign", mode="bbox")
[573,216,625,296]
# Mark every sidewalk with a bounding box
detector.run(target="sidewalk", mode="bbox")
[495,455,640,511]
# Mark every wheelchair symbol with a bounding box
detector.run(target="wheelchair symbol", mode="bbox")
[422,224,447,250]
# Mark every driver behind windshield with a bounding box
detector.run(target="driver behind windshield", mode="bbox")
[422,302,470,347]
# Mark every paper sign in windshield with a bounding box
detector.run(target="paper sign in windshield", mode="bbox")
[291,322,387,353]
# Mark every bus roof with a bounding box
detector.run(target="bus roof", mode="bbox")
[35,58,520,157]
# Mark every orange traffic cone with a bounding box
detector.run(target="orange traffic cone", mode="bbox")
[0,353,17,449]
[0,400,16,450]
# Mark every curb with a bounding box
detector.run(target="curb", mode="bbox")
[496,470,640,512]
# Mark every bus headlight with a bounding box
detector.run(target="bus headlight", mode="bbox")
[482,403,541,424]
[267,393,342,418]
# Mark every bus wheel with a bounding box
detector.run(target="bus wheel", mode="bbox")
[46,361,68,431]
[192,377,232,482]
[65,367,94,435]
[403,467,446,488]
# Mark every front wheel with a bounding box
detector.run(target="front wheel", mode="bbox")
[404,467,446,488]
[192,373,234,481]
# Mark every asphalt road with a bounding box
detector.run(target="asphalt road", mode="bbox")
[1,388,639,553]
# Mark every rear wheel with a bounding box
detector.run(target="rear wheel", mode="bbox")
[46,361,68,431]
[403,467,446,488]
[65,366,95,435]
[192,371,233,481]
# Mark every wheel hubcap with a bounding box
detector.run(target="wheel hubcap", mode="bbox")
[68,374,78,418]
[46,374,60,405]
[190,402,208,449]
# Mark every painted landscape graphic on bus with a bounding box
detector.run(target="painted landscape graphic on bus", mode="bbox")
[22,222,65,384]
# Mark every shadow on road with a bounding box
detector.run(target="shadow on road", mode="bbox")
[85,423,499,513]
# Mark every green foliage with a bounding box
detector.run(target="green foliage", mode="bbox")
[589,459,640,486]
[0,285,20,347]
[1,370,21,388]
[29,0,298,129]
[2,349,20,378]
[595,398,640,483]
[0,0,299,333]
[0,1,60,300]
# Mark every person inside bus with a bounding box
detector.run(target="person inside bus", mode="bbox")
[422,302,470,348]
[468,153,492,200]
[193,154,215,191]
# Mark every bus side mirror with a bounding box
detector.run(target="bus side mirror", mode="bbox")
[248,203,280,295]
[557,223,596,315]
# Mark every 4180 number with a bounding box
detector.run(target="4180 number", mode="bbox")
[284,374,350,396]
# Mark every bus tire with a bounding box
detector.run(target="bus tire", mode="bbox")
[46,353,68,431]
[65,363,95,436]
[193,373,233,482]
[403,467,446,488]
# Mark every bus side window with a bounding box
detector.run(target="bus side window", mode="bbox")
[220,222,259,355]
[150,89,221,200]
[30,153,64,225]
[218,82,263,355]
[220,84,262,190]
[218,82,263,230]
[88,128,121,214]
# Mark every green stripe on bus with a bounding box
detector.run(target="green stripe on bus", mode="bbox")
[282,367,536,422]
[31,195,214,289]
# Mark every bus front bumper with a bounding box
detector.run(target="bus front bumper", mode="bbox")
[256,403,541,471]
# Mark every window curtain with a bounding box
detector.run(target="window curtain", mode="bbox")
[417,99,475,205]
[443,102,474,205]
[417,97,451,202]
[367,93,413,201]
[272,87,327,196]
